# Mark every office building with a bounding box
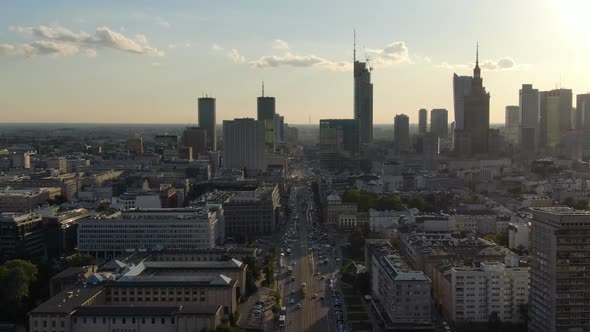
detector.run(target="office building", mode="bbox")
[354,37,374,144]
[0,212,45,262]
[433,261,529,324]
[365,240,432,328]
[182,127,208,157]
[519,84,540,151]
[319,119,360,170]
[540,90,572,149]
[431,108,449,139]
[577,93,590,158]
[453,74,473,130]
[78,208,219,258]
[422,132,440,170]
[198,97,216,151]
[274,113,284,145]
[222,118,266,172]
[456,45,490,155]
[154,135,178,154]
[528,207,590,332]
[47,157,68,174]
[419,108,428,134]
[223,184,280,238]
[505,106,519,129]
[393,114,410,153]
[0,187,60,212]
[126,135,144,155]
[11,151,31,169]
[257,84,276,151]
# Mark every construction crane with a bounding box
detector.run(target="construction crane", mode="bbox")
[362,47,373,72]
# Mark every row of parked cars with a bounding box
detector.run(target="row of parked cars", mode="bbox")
[327,276,347,332]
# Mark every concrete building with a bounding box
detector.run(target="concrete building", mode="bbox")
[181,127,208,157]
[222,118,266,172]
[422,132,440,170]
[78,208,219,258]
[0,186,60,212]
[198,97,216,151]
[274,113,285,145]
[453,74,473,131]
[577,93,590,158]
[222,184,280,238]
[529,207,590,332]
[399,232,514,277]
[354,46,374,144]
[11,151,31,169]
[126,135,144,155]
[540,89,573,150]
[418,108,428,134]
[431,109,449,139]
[369,209,414,232]
[257,86,276,151]
[520,84,541,151]
[47,157,68,174]
[319,119,360,170]
[432,261,529,324]
[508,222,529,250]
[326,193,358,224]
[0,212,45,261]
[110,192,162,210]
[393,114,410,153]
[365,241,432,329]
[505,105,520,144]
[338,212,369,231]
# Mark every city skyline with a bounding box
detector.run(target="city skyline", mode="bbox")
[1,0,589,124]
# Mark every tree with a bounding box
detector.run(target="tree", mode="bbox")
[348,231,365,258]
[0,260,38,304]
[68,254,95,267]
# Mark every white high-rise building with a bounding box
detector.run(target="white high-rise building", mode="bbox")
[519,84,540,151]
[222,118,266,172]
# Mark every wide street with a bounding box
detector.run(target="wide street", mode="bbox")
[277,186,340,332]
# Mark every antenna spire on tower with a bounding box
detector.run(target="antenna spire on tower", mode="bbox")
[262,81,265,97]
[353,29,356,62]
[476,42,479,66]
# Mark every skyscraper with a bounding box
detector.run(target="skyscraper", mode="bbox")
[430,109,448,139]
[182,127,208,157]
[274,113,285,145]
[418,108,427,134]
[319,119,360,170]
[198,97,216,151]
[257,83,276,151]
[529,207,590,332]
[456,44,490,155]
[452,74,473,130]
[577,93,590,157]
[222,118,266,172]
[519,84,540,151]
[540,89,572,150]
[505,105,519,144]
[393,114,410,153]
[353,32,374,144]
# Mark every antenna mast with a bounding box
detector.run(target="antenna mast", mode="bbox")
[262,81,265,97]
[353,29,356,62]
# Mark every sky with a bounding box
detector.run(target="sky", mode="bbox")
[0,0,589,125]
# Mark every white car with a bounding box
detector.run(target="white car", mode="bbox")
[289,298,295,304]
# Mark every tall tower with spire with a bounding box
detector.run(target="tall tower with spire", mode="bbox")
[459,43,491,155]
[257,82,276,151]
[353,30,373,144]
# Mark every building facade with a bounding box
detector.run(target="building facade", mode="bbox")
[453,74,473,131]
[393,114,410,153]
[431,109,449,139]
[198,97,216,151]
[354,56,374,144]
[319,119,360,170]
[222,118,266,172]
[419,108,427,134]
[519,84,540,151]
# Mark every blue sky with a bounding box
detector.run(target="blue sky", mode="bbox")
[0,0,588,124]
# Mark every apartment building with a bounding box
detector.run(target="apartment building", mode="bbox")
[432,261,529,324]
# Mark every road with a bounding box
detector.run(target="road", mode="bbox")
[277,188,338,332]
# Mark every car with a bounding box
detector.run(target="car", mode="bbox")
[312,293,317,299]
[297,304,302,309]
[289,298,294,304]
[291,262,296,266]
[320,295,325,300]
[320,275,325,280]
[291,289,295,295]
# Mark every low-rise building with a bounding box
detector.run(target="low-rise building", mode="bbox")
[369,209,414,233]
[432,261,529,324]
[222,184,280,238]
[326,193,357,224]
[78,208,219,258]
[508,222,529,250]
[0,186,61,212]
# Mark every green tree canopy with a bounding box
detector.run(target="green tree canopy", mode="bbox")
[0,259,38,304]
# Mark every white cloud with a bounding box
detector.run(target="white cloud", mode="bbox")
[211,43,223,51]
[4,25,164,57]
[228,49,245,63]
[366,41,410,66]
[155,17,171,28]
[85,49,97,58]
[0,40,79,57]
[438,56,524,71]
[250,52,351,72]
[272,39,289,50]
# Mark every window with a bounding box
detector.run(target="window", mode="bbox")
[151,318,155,324]
[161,318,165,324]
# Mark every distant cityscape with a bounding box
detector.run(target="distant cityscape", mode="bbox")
[1,14,590,332]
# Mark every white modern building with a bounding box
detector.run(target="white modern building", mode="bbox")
[508,222,529,250]
[222,118,266,172]
[433,261,529,324]
[78,208,219,258]
[369,209,415,232]
[110,192,161,210]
